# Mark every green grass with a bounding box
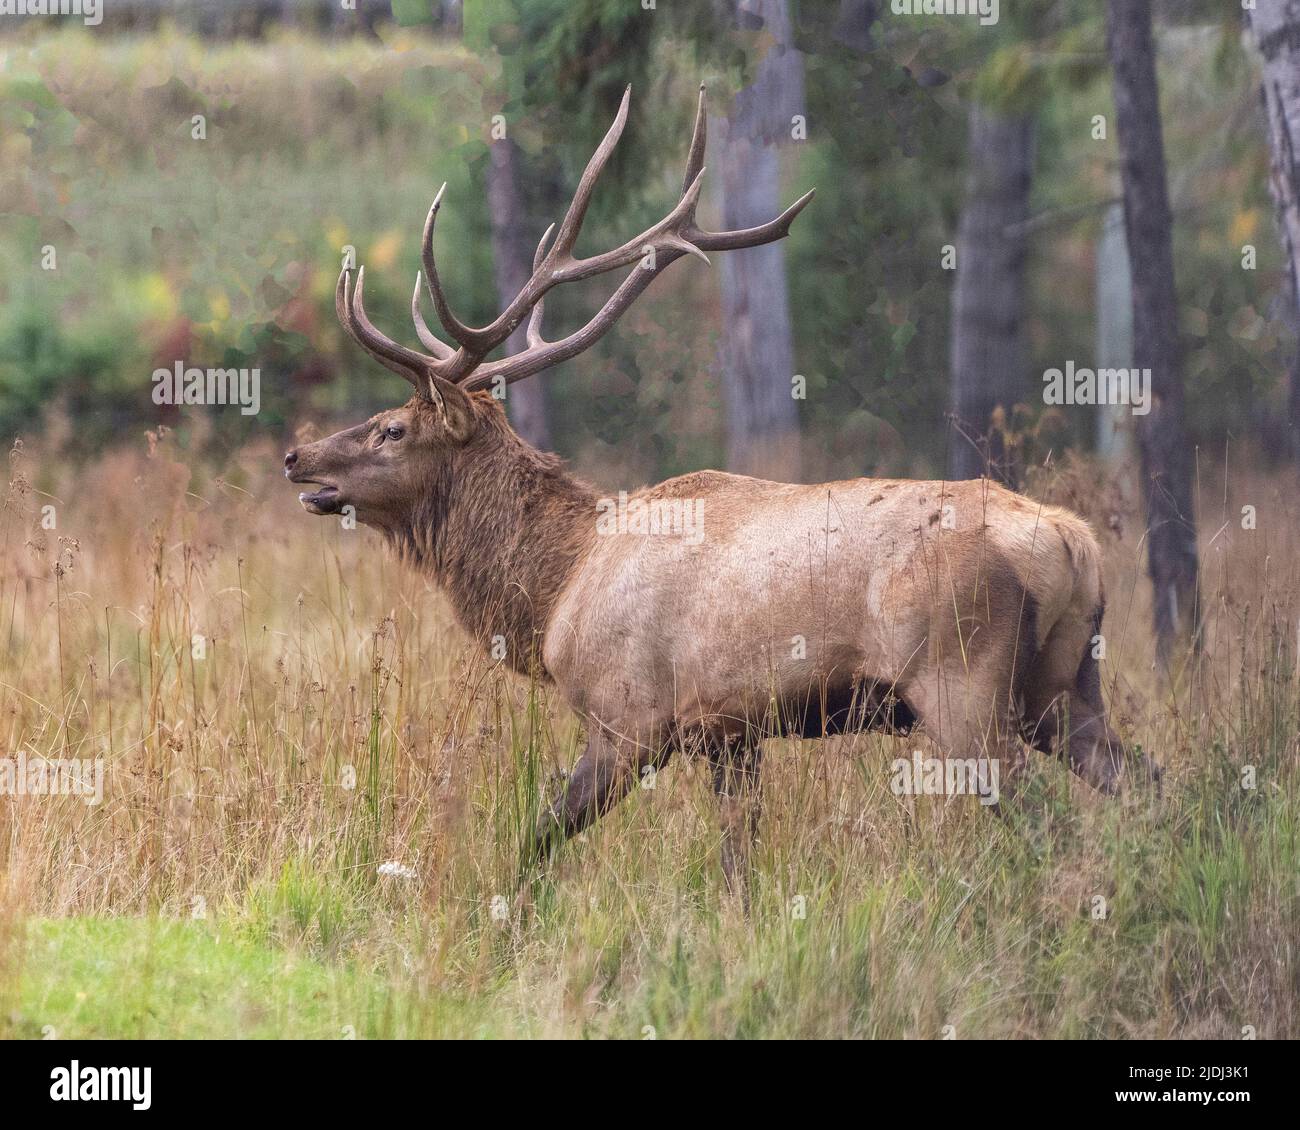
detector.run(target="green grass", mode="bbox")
[10,916,495,1040]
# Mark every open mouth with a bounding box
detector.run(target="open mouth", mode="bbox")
[287,474,342,515]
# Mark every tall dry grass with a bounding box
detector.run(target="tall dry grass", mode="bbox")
[0,430,1297,1037]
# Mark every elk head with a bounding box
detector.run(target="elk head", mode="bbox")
[284,86,813,533]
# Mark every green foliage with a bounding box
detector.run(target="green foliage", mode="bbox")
[0,30,495,449]
[0,10,1288,477]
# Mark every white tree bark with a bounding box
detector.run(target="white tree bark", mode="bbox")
[1096,201,1135,467]
[1249,1,1300,462]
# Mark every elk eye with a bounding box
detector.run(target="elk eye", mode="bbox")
[384,425,405,441]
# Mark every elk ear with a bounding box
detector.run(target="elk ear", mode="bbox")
[423,372,476,443]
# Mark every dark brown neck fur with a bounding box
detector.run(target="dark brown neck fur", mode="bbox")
[387,397,598,678]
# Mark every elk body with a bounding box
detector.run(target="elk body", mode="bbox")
[285,88,1160,892]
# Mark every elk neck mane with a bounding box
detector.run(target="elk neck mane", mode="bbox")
[388,396,598,677]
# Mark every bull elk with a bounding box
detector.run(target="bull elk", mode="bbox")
[285,87,1161,893]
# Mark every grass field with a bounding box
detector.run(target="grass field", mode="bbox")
[0,432,1296,1039]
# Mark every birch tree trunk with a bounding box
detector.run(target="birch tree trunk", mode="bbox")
[1248,1,1300,467]
[1096,201,1135,467]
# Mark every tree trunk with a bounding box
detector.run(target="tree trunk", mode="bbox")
[1106,0,1200,665]
[439,0,463,34]
[1248,1,1300,468]
[1096,201,1136,467]
[947,104,1034,485]
[486,137,551,450]
[716,0,804,482]
[833,0,879,50]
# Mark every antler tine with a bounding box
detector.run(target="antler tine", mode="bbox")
[523,223,557,352]
[551,85,631,259]
[411,271,456,360]
[558,168,712,284]
[465,254,667,392]
[335,266,431,393]
[337,267,417,388]
[524,303,546,352]
[692,187,817,251]
[532,222,557,272]
[513,166,709,302]
[420,183,499,355]
[334,263,352,331]
[682,83,707,205]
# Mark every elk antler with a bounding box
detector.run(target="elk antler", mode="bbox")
[337,85,814,399]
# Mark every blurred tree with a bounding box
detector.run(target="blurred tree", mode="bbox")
[486,137,551,448]
[1247,1,1300,469]
[455,3,552,446]
[944,3,1104,485]
[790,1,961,478]
[1095,202,1136,469]
[715,0,804,481]
[474,0,799,475]
[831,0,878,52]
[1107,0,1200,664]
[469,0,670,468]
[947,104,1034,484]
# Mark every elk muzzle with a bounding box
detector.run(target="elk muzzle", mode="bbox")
[284,442,344,515]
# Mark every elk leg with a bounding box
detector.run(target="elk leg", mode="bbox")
[904,664,1022,808]
[706,736,763,902]
[528,729,669,869]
